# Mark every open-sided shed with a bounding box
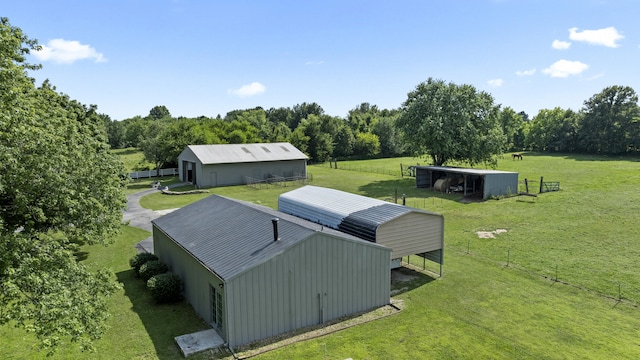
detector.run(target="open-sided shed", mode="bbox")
[414,166,518,200]
[278,186,444,270]
[177,142,308,188]
[152,195,391,348]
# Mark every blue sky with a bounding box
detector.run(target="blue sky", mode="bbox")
[4,0,638,120]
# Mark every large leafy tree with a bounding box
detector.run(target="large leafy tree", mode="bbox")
[147,105,171,120]
[498,107,524,152]
[577,85,640,154]
[396,78,505,166]
[139,121,167,170]
[290,114,333,163]
[371,115,403,157]
[333,124,355,158]
[526,108,578,152]
[0,18,126,354]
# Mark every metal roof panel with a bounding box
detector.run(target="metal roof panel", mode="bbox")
[186,142,308,165]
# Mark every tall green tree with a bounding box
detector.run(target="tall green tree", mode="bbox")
[526,108,578,152]
[0,18,126,354]
[396,78,505,166]
[157,119,208,167]
[354,132,381,157]
[577,85,640,154]
[121,116,148,148]
[139,121,166,170]
[148,105,171,120]
[371,116,402,157]
[290,102,324,129]
[290,115,333,162]
[333,124,355,158]
[498,107,524,152]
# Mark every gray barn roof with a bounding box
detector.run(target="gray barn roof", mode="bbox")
[278,185,441,242]
[152,195,380,281]
[185,142,308,165]
[416,166,517,175]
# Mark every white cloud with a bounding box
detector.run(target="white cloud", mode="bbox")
[552,40,571,50]
[305,60,325,65]
[228,82,266,97]
[487,79,504,87]
[516,68,536,76]
[33,39,106,64]
[542,59,589,78]
[568,27,623,48]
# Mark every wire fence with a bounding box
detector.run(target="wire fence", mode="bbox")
[244,174,312,190]
[393,195,639,307]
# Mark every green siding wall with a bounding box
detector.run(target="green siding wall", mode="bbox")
[153,228,226,338]
[225,233,390,347]
[155,227,390,348]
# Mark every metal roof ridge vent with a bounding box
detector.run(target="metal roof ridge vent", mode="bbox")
[271,218,280,242]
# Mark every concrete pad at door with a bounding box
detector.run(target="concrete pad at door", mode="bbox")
[175,329,224,357]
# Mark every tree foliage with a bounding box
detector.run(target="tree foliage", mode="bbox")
[577,85,640,154]
[526,108,578,152]
[0,17,126,354]
[148,105,171,120]
[396,78,505,166]
[290,115,333,163]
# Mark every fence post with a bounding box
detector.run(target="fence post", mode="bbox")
[539,176,544,193]
[525,178,529,193]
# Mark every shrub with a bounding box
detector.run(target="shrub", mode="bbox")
[147,272,182,303]
[139,260,168,281]
[129,253,158,277]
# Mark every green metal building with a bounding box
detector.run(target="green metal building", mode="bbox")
[177,142,308,188]
[152,195,391,348]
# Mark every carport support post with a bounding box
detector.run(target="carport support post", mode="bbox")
[463,175,468,196]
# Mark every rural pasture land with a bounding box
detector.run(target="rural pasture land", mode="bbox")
[2,153,640,359]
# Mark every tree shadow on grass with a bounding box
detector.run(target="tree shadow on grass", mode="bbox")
[116,269,213,360]
[522,152,640,162]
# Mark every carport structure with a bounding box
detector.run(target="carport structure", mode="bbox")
[414,166,518,200]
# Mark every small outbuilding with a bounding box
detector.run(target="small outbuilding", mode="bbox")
[177,142,308,188]
[414,166,518,200]
[152,195,391,348]
[278,186,444,271]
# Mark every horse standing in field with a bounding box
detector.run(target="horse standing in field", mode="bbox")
[512,153,523,160]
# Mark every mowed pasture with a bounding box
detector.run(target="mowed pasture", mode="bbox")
[3,153,640,359]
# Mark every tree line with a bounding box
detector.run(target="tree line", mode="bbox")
[106,81,640,170]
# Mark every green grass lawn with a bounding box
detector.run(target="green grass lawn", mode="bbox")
[0,226,218,360]
[4,152,640,359]
[111,147,154,172]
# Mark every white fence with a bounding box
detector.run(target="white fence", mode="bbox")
[129,168,178,179]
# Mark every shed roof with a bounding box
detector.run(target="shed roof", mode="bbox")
[152,195,380,281]
[415,165,517,176]
[184,142,308,165]
[278,186,442,242]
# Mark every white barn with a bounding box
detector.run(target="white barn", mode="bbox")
[177,143,308,188]
[278,186,445,272]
